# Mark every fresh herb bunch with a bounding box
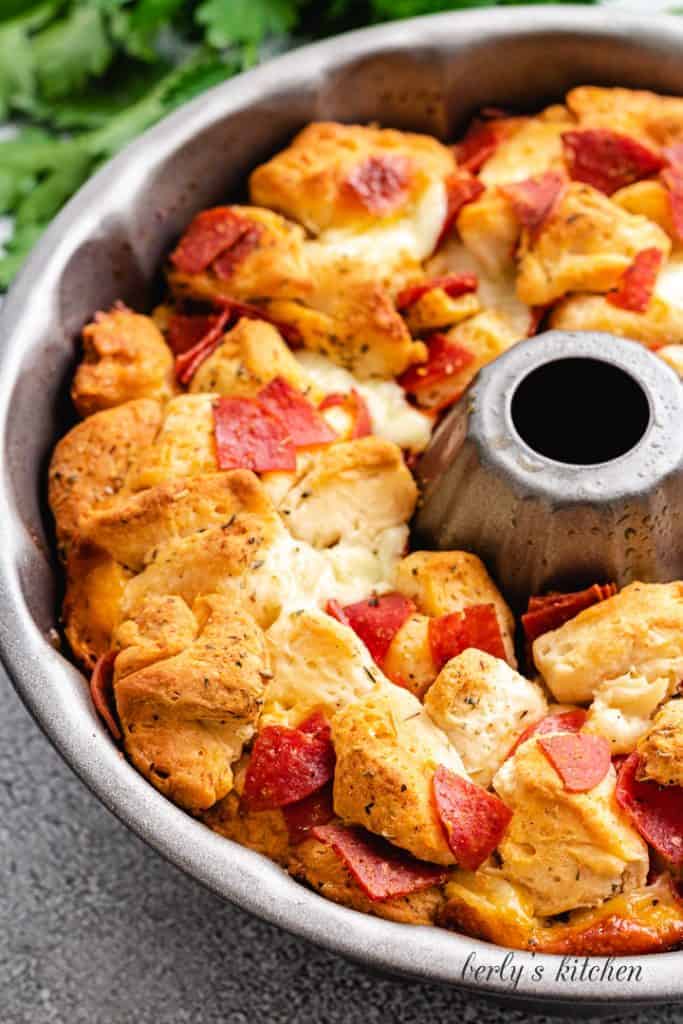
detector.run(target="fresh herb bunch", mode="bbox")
[0,0,602,287]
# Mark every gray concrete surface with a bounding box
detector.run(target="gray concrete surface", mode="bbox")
[1,667,681,1024]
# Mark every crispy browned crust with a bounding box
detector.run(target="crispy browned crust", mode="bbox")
[289,837,445,926]
[62,541,132,671]
[72,305,175,417]
[202,791,291,865]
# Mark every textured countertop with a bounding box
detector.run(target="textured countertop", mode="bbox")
[0,666,680,1024]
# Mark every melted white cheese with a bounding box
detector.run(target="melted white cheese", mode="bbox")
[295,350,432,452]
[320,179,448,265]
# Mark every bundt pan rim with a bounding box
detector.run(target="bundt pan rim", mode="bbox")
[0,5,682,1011]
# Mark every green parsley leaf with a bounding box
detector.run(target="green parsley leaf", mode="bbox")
[196,0,300,48]
[32,6,115,100]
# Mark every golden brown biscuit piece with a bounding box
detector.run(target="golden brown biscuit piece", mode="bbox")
[479,112,573,186]
[126,393,218,491]
[382,613,437,699]
[114,594,268,811]
[393,551,516,666]
[264,265,427,380]
[62,541,131,670]
[250,122,454,236]
[455,189,520,277]
[637,699,683,787]
[533,581,683,705]
[71,305,174,418]
[567,86,683,151]
[202,791,290,865]
[492,737,648,917]
[659,344,683,376]
[82,470,272,572]
[262,609,383,728]
[112,593,199,678]
[612,179,681,244]
[441,869,683,954]
[167,206,311,305]
[424,650,547,787]
[48,398,163,551]
[190,318,313,397]
[516,183,671,306]
[278,437,416,549]
[550,293,683,350]
[289,836,444,925]
[331,684,466,865]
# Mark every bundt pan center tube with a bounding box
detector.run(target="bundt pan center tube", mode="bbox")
[1,5,683,1012]
[414,331,683,607]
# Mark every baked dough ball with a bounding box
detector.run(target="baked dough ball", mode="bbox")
[278,437,417,549]
[331,683,466,865]
[119,493,282,621]
[424,650,547,786]
[250,122,454,240]
[114,594,268,811]
[167,205,311,304]
[126,393,218,491]
[81,470,271,572]
[190,318,313,397]
[441,868,683,954]
[288,836,444,925]
[71,305,174,418]
[478,112,572,186]
[48,398,163,551]
[550,293,683,350]
[264,265,427,379]
[585,672,672,754]
[382,612,437,699]
[637,699,683,787]
[455,189,520,278]
[516,182,671,306]
[62,541,131,670]
[567,86,683,151]
[492,737,649,917]
[428,237,532,341]
[262,608,384,728]
[393,551,516,666]
[533,581,683,704]
[612,180,681,245]
[202,790,290,865]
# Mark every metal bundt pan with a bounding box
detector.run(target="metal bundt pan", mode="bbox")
[0,6,682,1013]
[415,331,683,607]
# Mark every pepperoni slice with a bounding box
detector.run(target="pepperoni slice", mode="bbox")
[166,312,223,356]
[174,310,230,385]
[344,154,411,214]
[319,390,373,440]
[298,710,332,743]
[213,222,263,279]
[454,120,506,173]
[522,583,617,645]
[661,165,683,242]
[436,174,485,248]
[561,130,665,195]
[538,732,612,793]
[607,248,664,312]
[311,823,448,901]
[398,333,475,411]
[327,592,416,666]
[258,377,337,449]
[507,709,588,759]
[242,723,336,812]
[501,171,566,233]
[90,651,121,742]
[283,783,335,845]
[428,603,507,671]
[616,753,683,867]
[213,396,296,472]
[396,273,478,312]
[212,297,302,347]
[170,208,258,275]
[433,765,512,871]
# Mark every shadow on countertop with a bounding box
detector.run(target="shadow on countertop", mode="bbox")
[1,668,681,1024]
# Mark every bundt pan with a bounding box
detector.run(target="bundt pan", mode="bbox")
[0,5,682,1013]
